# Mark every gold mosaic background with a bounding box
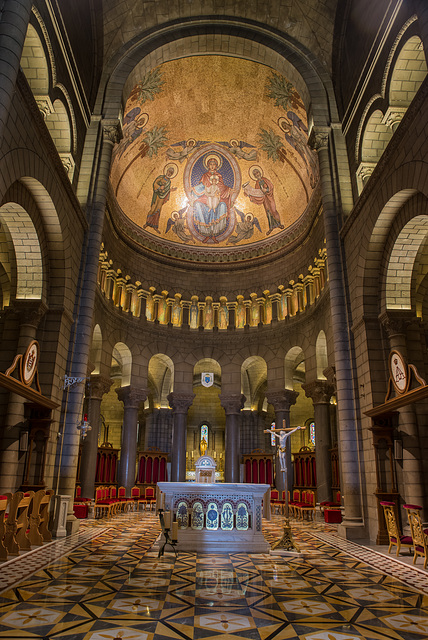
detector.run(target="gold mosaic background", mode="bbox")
[110,56,318,249]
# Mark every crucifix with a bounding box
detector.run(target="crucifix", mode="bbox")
[264,420,305,552]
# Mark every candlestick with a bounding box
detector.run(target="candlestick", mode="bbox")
[171,521,178,540]
[164,511,171,529]
[160,492,165,510]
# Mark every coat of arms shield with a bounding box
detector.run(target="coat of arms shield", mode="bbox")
[201,372,214,388]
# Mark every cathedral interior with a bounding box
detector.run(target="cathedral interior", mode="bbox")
[0,0,427,638]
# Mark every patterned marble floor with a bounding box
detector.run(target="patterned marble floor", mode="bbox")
[0,512,427,639]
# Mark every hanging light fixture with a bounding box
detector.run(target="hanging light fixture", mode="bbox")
[77,413,92,439]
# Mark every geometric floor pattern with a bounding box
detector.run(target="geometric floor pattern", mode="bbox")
[0,512,427,639]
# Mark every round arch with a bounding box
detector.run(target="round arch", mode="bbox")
[97,18,337,127]
[0,202,43,301]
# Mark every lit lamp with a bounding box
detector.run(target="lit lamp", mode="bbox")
[77,413,92,439]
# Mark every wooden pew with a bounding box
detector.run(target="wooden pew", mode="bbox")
[28,489,54,546]
[0,495,9,560]
[4,491,34,556]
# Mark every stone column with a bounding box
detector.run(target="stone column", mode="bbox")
[0,0,33,145]
[59,120,121,516]
[116,386,147,494]
[79,375,112,499]
[379,311,424,508]
[266,390,298,495]
[0,301,47,492]
[220,393,245,483]
[168,392,195,482]
[309,128,364,536]
[302,380,335,504]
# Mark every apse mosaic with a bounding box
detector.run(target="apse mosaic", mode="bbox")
[110,57,319,252]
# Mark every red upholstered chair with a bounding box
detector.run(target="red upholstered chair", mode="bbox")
[270,489,280,514]
[131,486,143,510]
[289,489,300,518]
[404,505,428,568]
[143,486,156,510]
[381,501,413,556]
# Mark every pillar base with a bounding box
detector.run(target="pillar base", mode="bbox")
[66,514,80,536]
[337,518,366,540]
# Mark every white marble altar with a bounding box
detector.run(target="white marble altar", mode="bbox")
[157,482,271,553]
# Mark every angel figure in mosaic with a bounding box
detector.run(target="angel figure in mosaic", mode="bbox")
[165,206,194,243]
[227,208,261,244]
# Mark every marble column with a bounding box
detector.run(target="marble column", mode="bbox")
[59,119,121,522]
[309,128,363,535]
[116,386,147,494]
[79,375,112,499]
[0,0,33,145]
[168,392,195,482]
[220,394,245,483]
[302,380,335,504]
[380,311,424,508]
[0,301,47,493]
[266,390,298,496]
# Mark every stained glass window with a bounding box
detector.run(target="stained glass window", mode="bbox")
[201,424,208,448]
[270,422,276,447]
[309,422,315,447]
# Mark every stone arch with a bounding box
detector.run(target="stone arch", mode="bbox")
[360,109,391,164]
[90,325,103,375]
[98,18,337,128]
[360,189,421,316]
[355,30,427,193]
[284,346,305,389]
[46,99,71,153]
[315,330,328,379]
[148,353,174,407]
[389,35,427,107]
[385,215,428,311]
[112,342,133,387]
[21,23,50,95]
[241,356,267,410]
[18,177,66,307]
[0,202,43,300]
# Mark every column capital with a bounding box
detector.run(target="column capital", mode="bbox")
[378,310,418,338]
[302,380,335,404]
[308,127,330,151]
[102,119,122,144]
[9,300,48,329]
[88,375,113,400]
[220,393,246,414]
[168,391,195,413]
[116,385,147,408]
[265,389,298,412]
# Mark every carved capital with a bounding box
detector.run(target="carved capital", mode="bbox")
[88,375,113,400]
[102,119,122,144]
[302,380,335,404]
[265,389,298,412]
[308,127,330,151]
[219,393,246,415]
[12,300,48,328]
[323,366,336,390]
[116,385,147,408]
[167,391,195,413]
[379,310,418,339]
